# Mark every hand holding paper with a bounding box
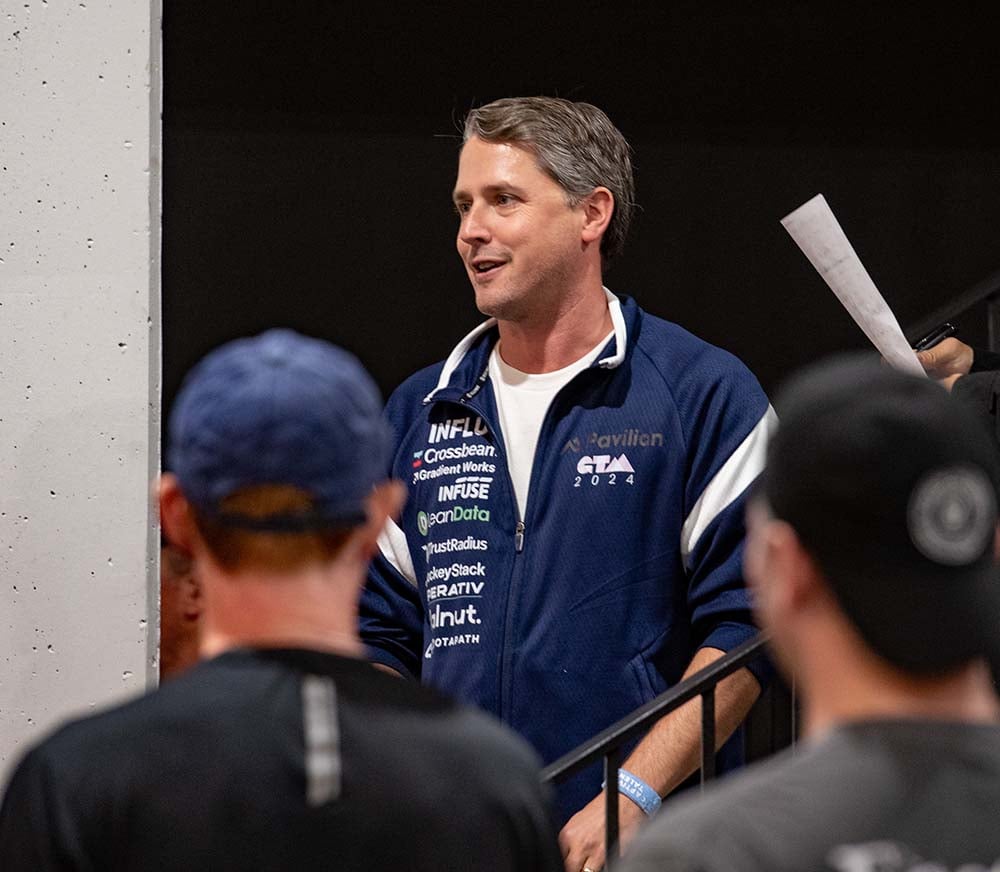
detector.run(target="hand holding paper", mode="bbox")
[781,194,925,376]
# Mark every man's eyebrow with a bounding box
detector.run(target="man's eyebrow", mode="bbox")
[452,182,524,203]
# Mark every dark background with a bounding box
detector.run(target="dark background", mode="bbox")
[163,2,1000,411]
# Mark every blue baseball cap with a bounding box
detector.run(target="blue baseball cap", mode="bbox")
[167,329,391,530]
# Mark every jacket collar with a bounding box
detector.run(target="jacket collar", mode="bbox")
[424,289,632,404]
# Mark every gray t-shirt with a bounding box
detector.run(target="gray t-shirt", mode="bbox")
[621,719,1000,872]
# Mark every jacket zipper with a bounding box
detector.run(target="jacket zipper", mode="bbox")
[444,391,523,726]
[454,396,525,549]
[443,355,604,724]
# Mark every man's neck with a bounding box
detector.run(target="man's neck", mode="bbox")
[160,630,201,681]
[197,562,366,661]
[495,281,612,373]
[801,652,1000,739]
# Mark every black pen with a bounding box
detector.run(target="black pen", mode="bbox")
[912,322,956,352]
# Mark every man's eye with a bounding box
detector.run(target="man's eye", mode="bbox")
[496,194,514,206]
[454,202,471,216]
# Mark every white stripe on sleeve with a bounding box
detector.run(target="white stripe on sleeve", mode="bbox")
[377,517,417,587]
[680,405,778,567]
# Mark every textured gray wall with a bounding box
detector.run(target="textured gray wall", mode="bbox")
[0,0,160,779]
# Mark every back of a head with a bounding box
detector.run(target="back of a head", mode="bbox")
[463,96,636,261]
[166,329,391,572]
[760,354,1000,675]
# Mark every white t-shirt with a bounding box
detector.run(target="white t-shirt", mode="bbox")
[489,332,613,520]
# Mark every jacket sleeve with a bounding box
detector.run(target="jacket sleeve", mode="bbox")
[676,356,776,685]
[358,372,437,679]
[970,347,1000,373]
[360,520,425,679]
[953,370,1000,447]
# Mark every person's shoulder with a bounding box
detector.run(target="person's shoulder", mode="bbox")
[625,305,769,441]
[629,305,762,392]
[623,753,796,871]
[23,652,289,764]
[625,731,882,871]
[447,702,544,771]
[381,674,541,770]
[373,672,541,771]
[633,308,763,395]
[376,362,447,457]
[385,317,498,414]
[624,721,1000,872]
[334,654,455,712]
[390,360,446,401]
[385,361,445,414]
[339,668,548,818]
[3,677,189,794]
[665,745,804,823]
[429,703,552,814]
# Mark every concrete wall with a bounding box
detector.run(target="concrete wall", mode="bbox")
[0,0,160,779]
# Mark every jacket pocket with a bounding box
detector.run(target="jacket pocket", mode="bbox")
[626,627,672,704]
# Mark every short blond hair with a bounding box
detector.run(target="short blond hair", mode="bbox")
[193,485,353,572]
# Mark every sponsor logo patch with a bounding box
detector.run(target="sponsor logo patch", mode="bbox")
[422,536,489,559]
[576,454,635,475]
[417,504,491,536]
[428,415,489,445]
[426,578,486,602]
[424,634,481,658]
[429,603,482,629]
[561,430,663,452]
[425,562,487,585]
[438,475,493,501]
[417,443,497,468]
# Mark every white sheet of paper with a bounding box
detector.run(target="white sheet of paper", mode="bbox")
[780,194,925,376]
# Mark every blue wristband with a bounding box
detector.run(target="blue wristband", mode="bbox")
[617,768,661,816]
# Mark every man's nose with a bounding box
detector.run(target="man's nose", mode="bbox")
[458,203,491,245]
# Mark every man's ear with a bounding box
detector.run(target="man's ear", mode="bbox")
[766,520,827,615]
[181,569,203,621]
[162,542,202,620]
[580,187,614,246]
[159,473,196,557]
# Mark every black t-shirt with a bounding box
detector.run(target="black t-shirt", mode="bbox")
[622,719,1000,872]
[0,648,562,871]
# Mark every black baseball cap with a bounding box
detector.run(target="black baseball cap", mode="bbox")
[758,354,1000,674]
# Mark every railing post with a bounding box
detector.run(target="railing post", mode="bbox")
[604,745,624,867]
[700,688,716,788]
[540,636,771,805]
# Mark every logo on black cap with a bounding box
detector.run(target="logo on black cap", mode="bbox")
[907,466,996,566]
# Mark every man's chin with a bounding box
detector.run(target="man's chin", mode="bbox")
[474,288,523,322]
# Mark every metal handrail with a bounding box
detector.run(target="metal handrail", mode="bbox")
[540,634,770,865]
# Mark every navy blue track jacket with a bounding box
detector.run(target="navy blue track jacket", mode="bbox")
[361,293,775,822]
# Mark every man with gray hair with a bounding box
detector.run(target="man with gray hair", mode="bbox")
[362,97,774,871]
[621,356,1000,872]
